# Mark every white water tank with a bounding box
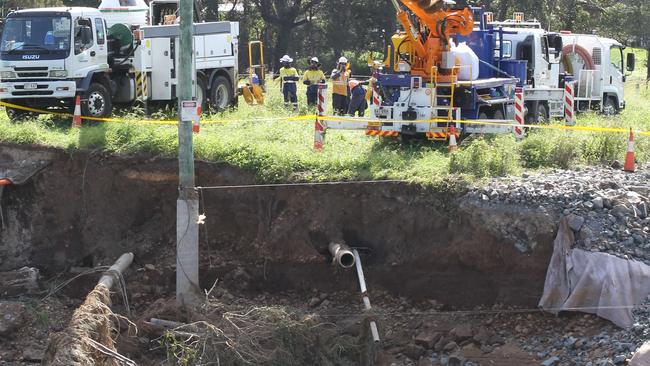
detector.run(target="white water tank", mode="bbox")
[99,0,149,28]
[451,42,480,81]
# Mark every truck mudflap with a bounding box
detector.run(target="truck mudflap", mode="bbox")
[0,80,77,99]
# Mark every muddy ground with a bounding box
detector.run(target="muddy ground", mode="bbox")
[0,142,623,365]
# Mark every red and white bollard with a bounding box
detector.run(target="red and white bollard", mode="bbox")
[564,81,576,126]
[314,84,327,151]
[513,87,525,139]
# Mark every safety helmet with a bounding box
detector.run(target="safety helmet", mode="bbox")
[348,79,360,89]
[280,55,293,63]
[310,56,320,63]
[338,56,348,64]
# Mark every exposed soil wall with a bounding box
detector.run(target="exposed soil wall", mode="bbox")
[0,143,558,308]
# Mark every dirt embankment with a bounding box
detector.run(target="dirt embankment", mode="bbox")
[0,143,557,308]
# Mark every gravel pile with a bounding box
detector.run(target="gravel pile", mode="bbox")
[468,164,650,264]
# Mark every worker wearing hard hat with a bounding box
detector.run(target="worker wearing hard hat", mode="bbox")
[276,55,299,111]
[302,57,326,106]
[347,79,368,117]
[331,56,351,115]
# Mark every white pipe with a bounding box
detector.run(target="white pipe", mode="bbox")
[353,249,380,343]
[98,252,134,289]
[329,242,356,268]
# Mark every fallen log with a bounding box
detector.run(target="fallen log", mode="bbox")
[43,253,135,366]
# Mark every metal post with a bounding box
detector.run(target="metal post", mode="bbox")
[177,0,200,305]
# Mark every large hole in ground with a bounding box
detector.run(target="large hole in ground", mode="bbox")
[0,143,557,308]
[1,144,574,365]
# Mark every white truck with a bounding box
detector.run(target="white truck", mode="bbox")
[489,14,635,121]
[0,2,239,121]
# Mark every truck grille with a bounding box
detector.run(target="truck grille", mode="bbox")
[14,67,49,78]
[12,90,53,96]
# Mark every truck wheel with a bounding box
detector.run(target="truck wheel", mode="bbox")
[83,83,112,118]
[493,108,505,120]
[536,103,549,124]
[5,107,37,122]
[602,97,618,116]
[210,76,231,111]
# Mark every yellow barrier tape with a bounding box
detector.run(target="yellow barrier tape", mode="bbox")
[317,114,650,137]
[2,100,647,137]
[0,100,316,125]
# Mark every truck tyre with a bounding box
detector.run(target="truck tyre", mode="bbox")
[536,103,549,124]
[602,97,618,116]
[492,108,505,120]
[83,83,112,118]
[210,76,231,111]
[5,107,37,122]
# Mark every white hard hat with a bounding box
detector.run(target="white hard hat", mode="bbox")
[338,56,348,64]
[280,55,293,63]
[310,57,320,63]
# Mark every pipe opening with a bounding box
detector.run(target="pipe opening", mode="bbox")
[339,252,355,268]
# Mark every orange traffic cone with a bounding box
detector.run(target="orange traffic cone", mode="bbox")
[192,105,202,134]
[448,125,458,152]
[624,128,635,172]
[72,95,82,128]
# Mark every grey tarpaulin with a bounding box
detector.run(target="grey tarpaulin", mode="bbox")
[539,219,650,328]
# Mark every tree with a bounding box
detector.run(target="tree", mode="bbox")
[253,0,322,70]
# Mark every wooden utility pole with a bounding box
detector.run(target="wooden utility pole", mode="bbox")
[176,0,200,305]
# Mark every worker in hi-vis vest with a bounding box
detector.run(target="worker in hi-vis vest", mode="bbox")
[330,56,350,115]
[302,57,326,106]
[276,55,299,111]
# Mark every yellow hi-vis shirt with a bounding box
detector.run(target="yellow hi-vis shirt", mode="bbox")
[279,67,299,84]
[302,69,326,85]
[331,69,350,96]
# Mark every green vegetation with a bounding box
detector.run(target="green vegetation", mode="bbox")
[1,53,649,184]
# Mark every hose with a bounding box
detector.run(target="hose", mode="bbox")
[561,43,595,75]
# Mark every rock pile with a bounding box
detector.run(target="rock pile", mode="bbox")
[468,164,650,263]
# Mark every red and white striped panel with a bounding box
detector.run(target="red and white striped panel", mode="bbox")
[372,89,381,107]
[314,84,327,151]
[513,87,525,139]
[564,81,575,126]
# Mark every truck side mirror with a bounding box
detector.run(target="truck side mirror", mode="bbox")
[627,53,635,72]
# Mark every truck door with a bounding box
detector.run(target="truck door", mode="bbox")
[535,35,555,88]
[69,16,104,78]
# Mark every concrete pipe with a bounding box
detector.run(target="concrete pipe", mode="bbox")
[328,242,356,268]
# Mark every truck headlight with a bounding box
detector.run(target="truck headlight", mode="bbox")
[49,70,68,78]
[0,71,16,79]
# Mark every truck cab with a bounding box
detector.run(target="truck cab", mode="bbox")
[560,33,634,114]
[0,7,111,118]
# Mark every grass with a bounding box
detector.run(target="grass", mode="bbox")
[1,50,649,184]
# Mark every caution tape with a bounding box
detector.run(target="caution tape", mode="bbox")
[1,100,648,137]
[0,100,314,125]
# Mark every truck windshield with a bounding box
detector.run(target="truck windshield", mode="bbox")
[0,15,71,55]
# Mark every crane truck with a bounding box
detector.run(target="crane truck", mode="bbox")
[329,1,522,140]
[0,0,239,121]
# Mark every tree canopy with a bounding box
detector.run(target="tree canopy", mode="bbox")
[0,0,647,77]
